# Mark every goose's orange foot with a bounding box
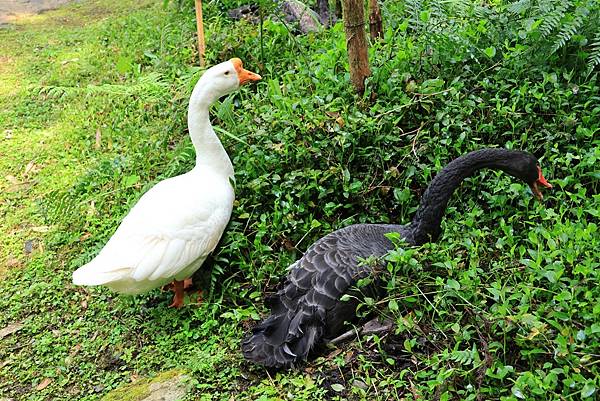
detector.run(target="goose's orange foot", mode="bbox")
[168,280,185,308]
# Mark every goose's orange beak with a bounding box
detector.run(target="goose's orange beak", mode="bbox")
[230,57,261,85]
[530,165,552,201]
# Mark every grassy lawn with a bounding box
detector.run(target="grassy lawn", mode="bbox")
[1,0,598,400]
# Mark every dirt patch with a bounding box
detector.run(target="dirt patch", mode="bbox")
[0,0,75,25]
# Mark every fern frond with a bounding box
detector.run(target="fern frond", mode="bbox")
[539,3,567,37]
[587,32,600,73]
[507,0,531,15]
[550,6,589,54]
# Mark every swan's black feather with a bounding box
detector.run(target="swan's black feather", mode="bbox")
[242,224,410,368]
[242,149,544,369]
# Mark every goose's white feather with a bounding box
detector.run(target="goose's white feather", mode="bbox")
[71,58,258,297]
[72,169,234,294]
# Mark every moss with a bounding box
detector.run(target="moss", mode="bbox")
[101,370,186,401]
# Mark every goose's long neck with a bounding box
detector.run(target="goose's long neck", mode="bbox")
[188,86,234,178]
[409,148,517,245]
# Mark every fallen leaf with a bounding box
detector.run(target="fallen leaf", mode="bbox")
[69,343,82,356]
[24,160,37,176]
[61,58,79,65]
[6,257,20,268]
[95,128,101,149]
[36,378,52,391]
[0,323,24,339]
[325,348,342,361]
[79,232,92,241]
[5,174,20,185]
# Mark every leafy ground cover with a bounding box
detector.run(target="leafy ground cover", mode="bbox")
[0,0,598,400]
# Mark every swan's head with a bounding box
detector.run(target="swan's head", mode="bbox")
[502,152,552,200]
[193,58,261,104]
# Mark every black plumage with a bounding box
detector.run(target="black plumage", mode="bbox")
[242,148,551,369]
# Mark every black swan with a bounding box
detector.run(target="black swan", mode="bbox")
[242,148,552,369]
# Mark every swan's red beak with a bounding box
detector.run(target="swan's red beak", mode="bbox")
[530,165,552,201]
[230,57,261,86]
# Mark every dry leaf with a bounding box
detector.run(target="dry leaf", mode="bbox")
[36,377,52,391]
[0,323,24,339]
[31,226,50,233]
[95,128,101,149]
[79,232,92,241]
[69,343,82,356]
[5,175,20,185]
[61,58,79,65]
[6,257,20,268]
[24,160,37,176]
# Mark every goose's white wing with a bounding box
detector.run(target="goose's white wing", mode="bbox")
[72,170,234,294]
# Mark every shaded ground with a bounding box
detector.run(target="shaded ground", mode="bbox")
[0,0,74,25]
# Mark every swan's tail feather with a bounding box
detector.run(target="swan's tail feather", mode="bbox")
[242,302,326,369]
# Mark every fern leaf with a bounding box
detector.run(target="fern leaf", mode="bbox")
[507,0,531,15]
[587,32,600,73]
[550,6,588,54]
[539,3,567,37]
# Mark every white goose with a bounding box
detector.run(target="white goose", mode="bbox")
[73,58,261,307]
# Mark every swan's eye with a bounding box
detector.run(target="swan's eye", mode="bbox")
[224,71,230,76]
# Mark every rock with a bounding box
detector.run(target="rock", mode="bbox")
[101,370,189,401]
[226,1,323,34]
[228,4,259,23]
[281,0,322,33]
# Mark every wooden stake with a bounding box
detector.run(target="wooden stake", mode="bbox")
[342,0,370,95]
[194,0,206,66]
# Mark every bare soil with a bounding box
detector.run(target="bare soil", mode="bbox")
[0,0,75,24]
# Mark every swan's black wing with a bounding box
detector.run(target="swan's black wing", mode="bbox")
[242,223,410,368]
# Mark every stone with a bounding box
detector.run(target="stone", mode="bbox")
[101,370,189,401]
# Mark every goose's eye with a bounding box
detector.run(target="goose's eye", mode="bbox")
[224,71,230,76]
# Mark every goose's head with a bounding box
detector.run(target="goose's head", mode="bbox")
[193,58,261,105]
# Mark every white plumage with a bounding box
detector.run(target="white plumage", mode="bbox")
[72,58,261,307]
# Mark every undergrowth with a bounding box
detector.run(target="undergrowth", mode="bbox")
[0,0,598,400]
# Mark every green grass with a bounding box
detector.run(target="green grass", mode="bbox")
[0,0,599,400]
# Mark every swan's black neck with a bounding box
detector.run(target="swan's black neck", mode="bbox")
[409,148,528,245]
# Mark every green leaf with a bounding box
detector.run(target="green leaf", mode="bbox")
[123,175,140,187]
[330,383,345,392]
[446,279,460,290]
[484,46,496,58]
[116,56,133,74]
[582,382,596,398]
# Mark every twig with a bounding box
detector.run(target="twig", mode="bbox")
[411,122,424,157]
[328,328,359,345]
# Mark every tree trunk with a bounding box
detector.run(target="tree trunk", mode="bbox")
[342,0,370,95]
[194,0,206,66]
[368,0,383,41]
